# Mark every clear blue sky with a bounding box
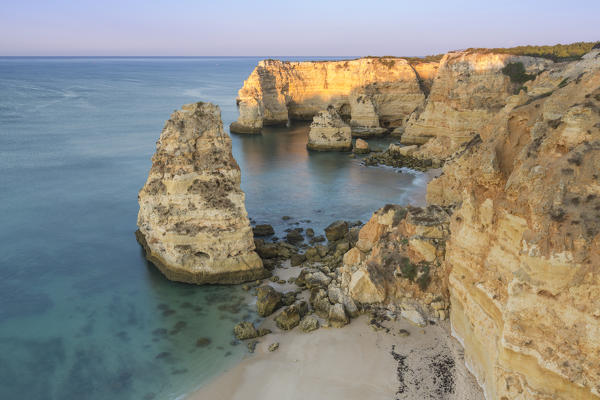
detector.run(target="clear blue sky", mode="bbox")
[1,0,598,56]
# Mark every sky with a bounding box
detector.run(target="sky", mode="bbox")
[0,0,598,56]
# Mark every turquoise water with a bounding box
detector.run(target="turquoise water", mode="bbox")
[0,57,426,399]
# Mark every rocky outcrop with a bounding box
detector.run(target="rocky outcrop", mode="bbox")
[403,52,552,159]
[429,50,600,399]
[230,57,430,135]
[136,102,266,284]
[307,106,352,151]
[340,204,452,320]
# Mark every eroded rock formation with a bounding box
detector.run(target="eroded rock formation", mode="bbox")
[307,106,352,151]
[338,49,600,399]
[136,102,266,284]
[230,57,429,135]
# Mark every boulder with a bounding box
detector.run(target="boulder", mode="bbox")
[234,321,258,340]
[286,230,304,244]
[253,224,274,237]
[349,267,386,304]
[328,303,349,328]
[325,220,349,241]
[256,286,282,317]
[275,305,301,330]
[300,316,320,333]
[353,138,370,154]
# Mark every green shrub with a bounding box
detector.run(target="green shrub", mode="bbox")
[502,62,535,84]
[400,257,417,281]
[416,265,431,291]
[464,41,599,61]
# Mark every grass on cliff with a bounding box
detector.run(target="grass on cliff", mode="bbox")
[464,41,599,61]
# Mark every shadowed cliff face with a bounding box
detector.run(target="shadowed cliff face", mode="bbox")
[230,57,430,135]
[429,50,600,399]
[137,102,266,284]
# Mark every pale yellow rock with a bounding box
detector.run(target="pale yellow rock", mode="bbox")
[231,57,429,134]
[348,267,386,304]
[307,106,352,151]
[433,51,600,399]
[408,238,437,263]
[394,144,418,156]
[403,51,552,159]
[137,102,266,284]
[342,247,365,267]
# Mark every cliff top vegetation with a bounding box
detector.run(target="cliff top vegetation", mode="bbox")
[463,41,599,61]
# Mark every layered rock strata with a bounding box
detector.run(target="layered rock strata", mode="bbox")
[137,102,266,284]
[402,52,552,158]
[307,106,352,151]
[230,57,429,135]
[429,49,600,399]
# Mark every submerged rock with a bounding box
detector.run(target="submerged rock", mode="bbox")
[253,224,275,237]
[137,102,266,284]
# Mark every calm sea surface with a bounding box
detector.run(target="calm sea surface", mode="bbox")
[0,57,427,399]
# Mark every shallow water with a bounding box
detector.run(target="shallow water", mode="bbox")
[0,57,427,399]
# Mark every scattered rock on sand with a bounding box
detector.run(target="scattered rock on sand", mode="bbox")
[256,286,282,317]
[300,316,320,332]
[328,303,349,328]
[275,305,301,330]
[400,304,427,327]
[247,340,258,353]
[268,342,280,352]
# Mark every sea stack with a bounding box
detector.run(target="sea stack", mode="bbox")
[136,102,266,284]
[307,106,352,151]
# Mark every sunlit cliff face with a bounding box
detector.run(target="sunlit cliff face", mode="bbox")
[230,57,433,134]
[429,50,600,400]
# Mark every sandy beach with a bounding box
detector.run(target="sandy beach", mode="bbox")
[189,312,483,400]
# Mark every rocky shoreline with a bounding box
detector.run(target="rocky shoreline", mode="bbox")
[139,45,600,400]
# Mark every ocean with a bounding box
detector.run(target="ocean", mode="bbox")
[0,56,427,400]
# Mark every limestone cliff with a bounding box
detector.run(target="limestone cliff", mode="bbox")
[307,106,352,151]
[403,52,552,159]
[429,50,600,399]
[230,57,429,135]
[137,102,266,284]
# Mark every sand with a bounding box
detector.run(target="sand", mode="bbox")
[188,313,483,400]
